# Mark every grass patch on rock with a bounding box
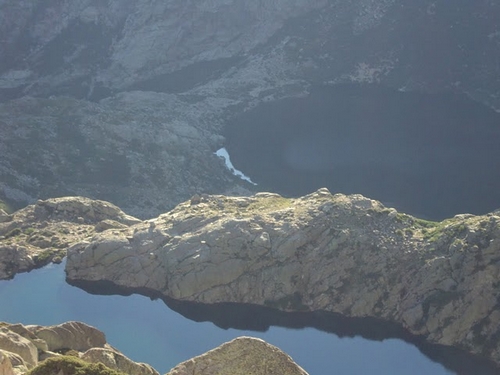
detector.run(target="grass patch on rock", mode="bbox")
[244,196,292,215]
[33,249,66,267]
[423,219,467,244]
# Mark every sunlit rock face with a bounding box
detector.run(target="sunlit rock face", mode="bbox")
[0,196,141,280]
[0,321,159,375]
[0,0,499,217]
[65,189,500,369]
[166,337,308,375]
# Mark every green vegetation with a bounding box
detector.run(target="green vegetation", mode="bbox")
[245,196,292,214]
[33,249,66,266]
[393,214,439,239]
[201,196,293,218]
[395,213,410,223]
[395,213,438,228]
[413,218,439,229]
[24,227,36,235]
[27,356,126,375]
[423,219,468,243]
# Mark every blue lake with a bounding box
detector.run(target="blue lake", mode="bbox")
[0,261,457,374]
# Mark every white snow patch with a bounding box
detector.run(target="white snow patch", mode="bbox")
[215,148,257,185]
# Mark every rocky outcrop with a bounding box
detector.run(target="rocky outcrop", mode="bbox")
[81,348,159,375]
[30,321,106,353]
[0,196,140,280]
[166,336,308,375]
[0,94,248,218]
[0,321,308,375]
[1,1,500,217]
[0,321,158,375]
[0,350,24,375]
[65,189,500,368]
[0,329,37,369]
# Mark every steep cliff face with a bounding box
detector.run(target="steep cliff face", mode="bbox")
[0,0,327,99]
[0,93,238,217]
[64,189,500,370]
[1,0,499,217]
[1,0,499,105]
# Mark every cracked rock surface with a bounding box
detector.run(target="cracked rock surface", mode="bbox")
[64,188,500,367]
[0,321,159,375]
[0,196,140,280]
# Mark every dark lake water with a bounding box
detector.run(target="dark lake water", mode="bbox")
[225,84,500,221]
[0,262,457,375]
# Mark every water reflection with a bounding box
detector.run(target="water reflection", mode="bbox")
[0,262,469,374]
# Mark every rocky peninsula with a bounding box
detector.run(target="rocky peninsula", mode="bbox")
[62,189,500,371]
[1,192,499,372]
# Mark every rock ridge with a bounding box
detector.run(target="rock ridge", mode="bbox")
[63,189,500,369]
[0,196,140,280]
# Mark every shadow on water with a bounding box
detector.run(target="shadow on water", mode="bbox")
[69,278,500,375]
[224,84,500,221]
